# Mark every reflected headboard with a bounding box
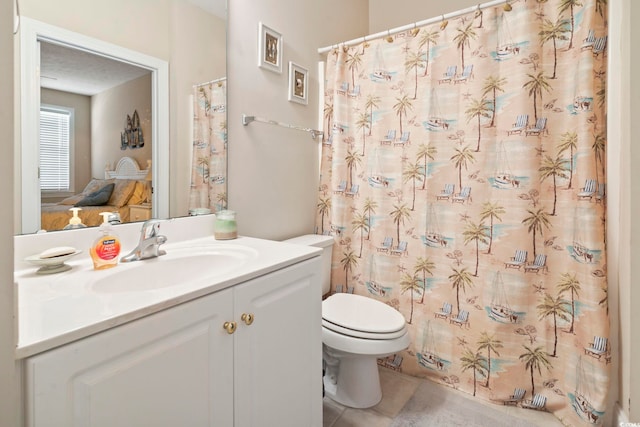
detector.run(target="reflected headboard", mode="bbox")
[105,157,150,180]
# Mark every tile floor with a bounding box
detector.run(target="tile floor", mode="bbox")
[322,366,564,427]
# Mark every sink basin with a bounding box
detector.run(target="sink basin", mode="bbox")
[89,244,259,293]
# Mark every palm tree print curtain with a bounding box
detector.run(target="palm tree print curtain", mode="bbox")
[189,79,227,213]
[317,1,609,424]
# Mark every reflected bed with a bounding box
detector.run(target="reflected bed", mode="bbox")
[40,157,150,231]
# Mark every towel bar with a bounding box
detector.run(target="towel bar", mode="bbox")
[242,114,323,140]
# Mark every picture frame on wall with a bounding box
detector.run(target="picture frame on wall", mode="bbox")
[258,22,282,73]
[288,62,308,105]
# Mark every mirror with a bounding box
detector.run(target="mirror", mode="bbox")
[17,0,227,234]
[20,19,169,234]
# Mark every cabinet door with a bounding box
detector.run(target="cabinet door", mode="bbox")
[233,258,323,427]
[26,289,235,427]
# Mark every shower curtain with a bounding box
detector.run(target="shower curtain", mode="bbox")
[317,1,609,424]
[189,78,228,213]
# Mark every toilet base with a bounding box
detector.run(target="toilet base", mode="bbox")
[323,355,382,409]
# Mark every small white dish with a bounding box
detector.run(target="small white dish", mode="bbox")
[189,208,212,216]
[25,249,82,275]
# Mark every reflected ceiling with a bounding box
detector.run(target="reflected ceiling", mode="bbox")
[40,42,151,96]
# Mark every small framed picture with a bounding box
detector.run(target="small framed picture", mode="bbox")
[258,22,282,73]
[288,62,308,105]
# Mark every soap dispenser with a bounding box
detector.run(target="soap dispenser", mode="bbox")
[90,212,122,270]
[63,207,87,230]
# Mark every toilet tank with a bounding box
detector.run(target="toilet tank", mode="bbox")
[283,234,335,295]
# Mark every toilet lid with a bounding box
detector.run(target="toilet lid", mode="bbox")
[322,293,406,335]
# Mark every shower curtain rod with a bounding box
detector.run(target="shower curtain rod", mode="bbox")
[193,76,227,88]
[318,0,507,54]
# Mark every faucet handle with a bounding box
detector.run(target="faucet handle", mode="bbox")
[141,219,162,239]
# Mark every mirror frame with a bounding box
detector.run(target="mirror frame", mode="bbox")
[19,17,169,234]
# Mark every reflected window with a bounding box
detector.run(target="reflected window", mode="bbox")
[39,104,74,193]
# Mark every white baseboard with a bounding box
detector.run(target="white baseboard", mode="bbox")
[614,402,629,425]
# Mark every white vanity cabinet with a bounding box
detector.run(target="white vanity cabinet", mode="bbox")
[24,257,322,427]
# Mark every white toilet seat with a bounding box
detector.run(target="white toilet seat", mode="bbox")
[322,318,407,340]
[322,324,410,356]
[322,293,406,337]
[321,293,409,356]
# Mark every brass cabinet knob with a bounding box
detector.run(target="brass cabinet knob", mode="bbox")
[240,313,254,325]
[223,321,237,334]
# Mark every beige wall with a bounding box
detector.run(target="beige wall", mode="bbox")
[19,0,171,61]
[40,88,91,198]
[227,0,368,240]
[609,0,628,421]
[91,73,152,178]
[1,1,18,426]
[369,0,483,33]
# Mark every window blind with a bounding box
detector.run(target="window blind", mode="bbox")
[39,107,70,192]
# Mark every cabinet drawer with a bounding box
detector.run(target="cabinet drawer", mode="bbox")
[129,205,151,221]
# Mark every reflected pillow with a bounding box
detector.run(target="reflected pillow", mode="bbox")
[82,178,111,195]
[59,178,112,205]
[75,183,115,207]
[59,194,85,205]
[108,179,137,208]
[127,181,147,206]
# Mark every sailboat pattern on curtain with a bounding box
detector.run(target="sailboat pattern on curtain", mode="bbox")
[317,1,609,425]
[189,79,228,213]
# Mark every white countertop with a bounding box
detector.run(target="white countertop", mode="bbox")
[15,228,321,359]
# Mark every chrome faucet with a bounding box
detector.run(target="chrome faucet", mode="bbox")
[120,220,168,262]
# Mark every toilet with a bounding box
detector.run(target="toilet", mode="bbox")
[284,235,410,409]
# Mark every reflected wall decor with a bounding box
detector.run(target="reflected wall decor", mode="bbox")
[120,110,144,150]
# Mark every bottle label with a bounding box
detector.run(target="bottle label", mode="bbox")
[96,238,121,261]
